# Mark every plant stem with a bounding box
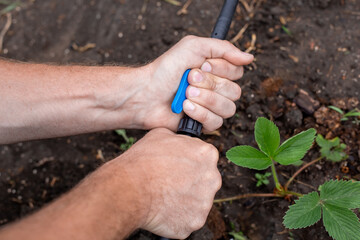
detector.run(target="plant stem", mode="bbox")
[271,160,282,191]
[284,156,323,191]
[214,193,280,203]
[284,191,303,197]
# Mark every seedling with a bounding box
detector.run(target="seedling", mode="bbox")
[316,134,348,162]
[115,129,135,151]
[216,117,360,240]
[281,25,292,36]
[255,172,271,187]
[229,222,247,240]
[0,0,20,15]
[328,105,360,124]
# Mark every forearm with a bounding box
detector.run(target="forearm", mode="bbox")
[0,159,148,240]
[0,60,150,143]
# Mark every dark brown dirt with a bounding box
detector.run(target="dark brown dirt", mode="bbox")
[1,0,359,239]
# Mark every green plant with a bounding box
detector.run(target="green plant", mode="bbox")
[115,129,135,151]
[316,134,348,162]
[216,117,359,240]
[328,106,360,124]
[229,222,247,240]
[0,0,20,15]
[284,180,360,240]
[255,172,271,187]
[281,25,292,36]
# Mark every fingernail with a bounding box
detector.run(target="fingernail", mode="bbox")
[188,86,200,97]
[201,61,212,72]
[193,71,203,83]
[184,100,195,111]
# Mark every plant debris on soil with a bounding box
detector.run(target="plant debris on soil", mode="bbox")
[0,0,359,239]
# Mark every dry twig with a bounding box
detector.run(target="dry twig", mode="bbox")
[0,12,11,53]
[177,0,192,15]
[71,42,96,53]
[230,23,249,43]
[245,33,256,53]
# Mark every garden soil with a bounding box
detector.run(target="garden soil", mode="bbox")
[0,0,359,239]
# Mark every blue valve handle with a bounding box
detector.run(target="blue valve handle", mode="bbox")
[171,69,191,114]
[171,0,238,138]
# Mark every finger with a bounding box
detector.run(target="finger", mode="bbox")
[186,86,237,119]
[183,36,254,66]
[182,99,223,132]
[187,69,241,101]
[200,59,244,81]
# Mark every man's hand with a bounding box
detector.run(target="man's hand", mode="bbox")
[139,35,253,132]
[0,128,221,240]
[0,36,252,143]
[123,128,221,238]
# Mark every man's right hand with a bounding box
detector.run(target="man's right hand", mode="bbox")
[109,128,221,239]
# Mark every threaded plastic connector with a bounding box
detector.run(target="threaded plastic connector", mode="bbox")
[177,116,202,137]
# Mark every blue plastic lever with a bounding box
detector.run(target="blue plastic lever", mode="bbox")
[171,69,191,114]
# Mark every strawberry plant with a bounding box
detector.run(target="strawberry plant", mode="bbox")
[255,172,271,187]
[217,117,360,240]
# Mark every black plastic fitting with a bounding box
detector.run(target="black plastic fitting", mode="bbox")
[176,0,238,138]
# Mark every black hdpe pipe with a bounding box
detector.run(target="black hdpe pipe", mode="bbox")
[160,2,239,239]
[176,0,239,138]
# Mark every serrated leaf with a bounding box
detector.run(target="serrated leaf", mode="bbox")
[283,192,321,229]
[226,146,272,170]
[322,204,360,240]
[254,117,280,157]
[316,135,347,162]
[274,128,316,165]
[319,180,360,209]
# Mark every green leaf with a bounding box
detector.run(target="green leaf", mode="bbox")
[322,204,360,240]
[254,117,280,157]
[344,109,360,118]
[274,128,316,165]
[229,231,247,240]
[328,105,344,115]
[226,146,272,170]
[0,1,18,15]
[291,160,304,166]
[283,192,321,229]
[281,25,292,36]
[316,135,348,162]
[316,134,337,148]
[319,180,360,209]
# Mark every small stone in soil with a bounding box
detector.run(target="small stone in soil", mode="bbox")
[294,89,320,115]
[285,108,303,128]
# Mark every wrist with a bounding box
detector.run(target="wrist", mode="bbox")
[95,157,151,232]
[93,65,153,130]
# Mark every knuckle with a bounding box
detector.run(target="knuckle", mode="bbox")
[189,217,206,231]
[209,75,219,91]
[214,171,222,191]
[207,143,219,160]
[206,91,217,107]
[198,109,211,125]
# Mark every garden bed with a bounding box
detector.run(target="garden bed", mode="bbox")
[0,0,359,239]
